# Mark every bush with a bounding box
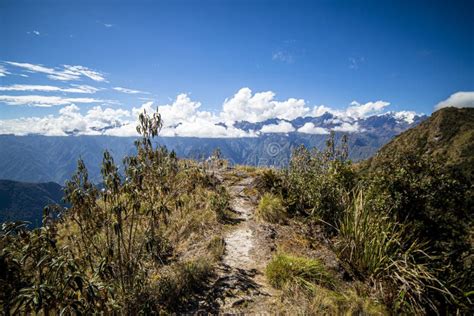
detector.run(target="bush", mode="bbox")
[283,133,356,226]
[365,153,473,312]
[256,193,287,224]
[266,253,334,290]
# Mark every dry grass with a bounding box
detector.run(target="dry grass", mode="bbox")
[256,193,287,224]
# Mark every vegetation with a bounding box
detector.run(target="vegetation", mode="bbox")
[0,109,228,314]
[1,107,472,314]
[266,253,334,290]
[267,252,386,315]
[262,112,473,314]
[283,133,356,226]
[255,193,286,224]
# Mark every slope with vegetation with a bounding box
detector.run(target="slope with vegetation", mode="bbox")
[0,107,472,314]
[365,107,474,180]
[0,180,64,227]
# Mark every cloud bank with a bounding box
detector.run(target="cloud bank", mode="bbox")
[436,91,474,110]
[0,87,414,137]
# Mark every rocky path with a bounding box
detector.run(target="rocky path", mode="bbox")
[199,172,280,314]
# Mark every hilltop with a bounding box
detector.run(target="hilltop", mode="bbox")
[365,107,474,179]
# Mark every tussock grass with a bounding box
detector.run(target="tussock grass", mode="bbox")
[278,282,387,316]
[266,253,334,290]
[256,193,287,224]
[336,190,451,313]
[207,236,225,261]
[267,252,386,315]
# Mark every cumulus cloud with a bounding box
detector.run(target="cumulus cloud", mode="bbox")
[435,91,474,110]
[0,95,104,107]
[345,101,390,119]
[0,105,130,136]
[221,88,309,123]
[5,61,107,82]
[333,122,361,133]
[0,84,100,94]
[297,122,329,134]
[0,84,418,137]
[0,95,256,138]
[260,121,295,134]
[311,105,332,117]
[113,87,149,94]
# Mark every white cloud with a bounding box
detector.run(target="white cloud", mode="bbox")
[0,105,130,136]
[435,91,474,110]
[345,101,390,119]
[0,95,104,107]
[0,85,420,137]
[104,23,113,28]
[260,121,295,134]
[311,105,332,117]
[5,61,107,82]
[113,87,148,94]
[0,65,10,77]
[297,122,329,135]
[0,84,100,94]
[332,122,361,133]
[221,88,309,123]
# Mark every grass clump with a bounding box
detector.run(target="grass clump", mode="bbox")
[207,236,225,261]
[267,252,386,315]
[278,283,387,316]
[336,190,451,314]
[256,193,287,224]
[266,253,334,290]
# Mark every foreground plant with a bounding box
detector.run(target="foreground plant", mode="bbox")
[336,190,452,314]
[0,109,227,314]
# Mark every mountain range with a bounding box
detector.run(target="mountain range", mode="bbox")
[0,111,426,184]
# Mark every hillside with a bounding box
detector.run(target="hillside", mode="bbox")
[365,107,474,179]
[0,180,64,227]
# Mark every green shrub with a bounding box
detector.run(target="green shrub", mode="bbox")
[283,133,356,226]
[209,186,230,222]
[365,153,473,312]
[256,193,287,224]
[266,253,334,290]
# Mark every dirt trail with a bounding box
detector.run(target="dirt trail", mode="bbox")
[198,172,280,314]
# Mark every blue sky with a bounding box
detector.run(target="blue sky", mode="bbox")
[0,0,473,136]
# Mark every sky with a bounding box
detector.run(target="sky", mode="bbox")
[0,0,473,137]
